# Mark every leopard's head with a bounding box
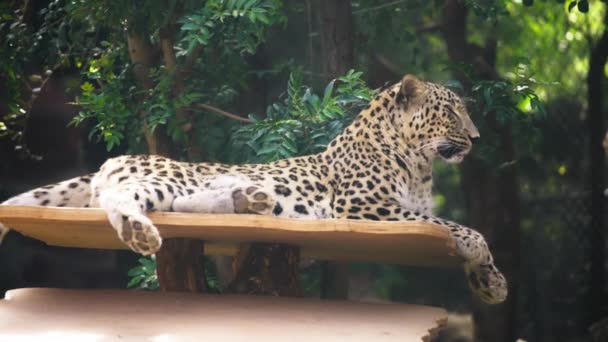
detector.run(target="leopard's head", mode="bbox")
[395,74,479,163]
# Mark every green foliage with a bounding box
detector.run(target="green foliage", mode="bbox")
[72,69,135,151]
[2,0,92,69]
[204,257,223,293]
[0,0,99,154]
[0,0,286,155]
[179,0,284,55]
[465,0,508,21]
[0,67,24,141]
[467,0,595,17]
[510,1,605,97]
[353,0,444,73]
[57,0,284,155]
[445,60,551,165]
[473,66,548,120]
[127,257,159,290]
[127,256,222,292]
[231,70,375,162]
[447,60,548,116]
[64,0,173,32]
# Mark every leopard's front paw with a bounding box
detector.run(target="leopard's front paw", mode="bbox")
[448,226,507,304]
[450,227,493,265]
[465,263,508,304]
[118,215,162,255]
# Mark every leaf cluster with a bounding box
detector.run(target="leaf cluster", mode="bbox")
[126,256,222,292]
[465,0,509,21]
[446,60,551,165]
[71,49,138,151]
[179,0,285,55]
[0,0,103,154]
[127,257,160,290]
[63,0,283,154]
[0,68,24,141]
[231,70,375,163]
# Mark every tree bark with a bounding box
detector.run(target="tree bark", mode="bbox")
[441,1,520,341]
[228,0,356,300]
[126,32,172,156]
[159,25,205,160]
[228,243,302,297]
[585,11,608,329]
[315,0,355,300]
[316,0,354,80]
[156,238,207,292]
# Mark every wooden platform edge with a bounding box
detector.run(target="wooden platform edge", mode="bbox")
[0,288,448,342]
[424,316,449,342]
[0,205,462,267]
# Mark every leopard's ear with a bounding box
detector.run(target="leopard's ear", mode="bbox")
[399,74,425,105]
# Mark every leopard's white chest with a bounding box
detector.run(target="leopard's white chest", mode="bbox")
[395,180,434,216]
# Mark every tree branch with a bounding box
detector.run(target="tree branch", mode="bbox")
[193,103,254,123]
[416,22,444,34]
[126,32,168,156]
[159,27,193,133]
[182,44,203,76]
[373,53,401,76]
[352,0,407,15]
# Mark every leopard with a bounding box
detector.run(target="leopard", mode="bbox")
[0,74,507,304]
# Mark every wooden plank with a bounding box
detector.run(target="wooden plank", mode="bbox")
[0,206,461,267]
[0,288,447,342]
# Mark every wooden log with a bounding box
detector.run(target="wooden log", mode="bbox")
[155,238,207,293]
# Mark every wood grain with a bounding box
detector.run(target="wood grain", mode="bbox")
[0,288,447,341]
[0,205,461,267]
[156,238,207,293]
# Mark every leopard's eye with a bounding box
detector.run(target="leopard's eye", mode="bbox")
[447,107,465,129]
[448,107,460,117]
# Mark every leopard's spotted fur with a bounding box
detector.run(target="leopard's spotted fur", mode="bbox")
[0,74,507,304]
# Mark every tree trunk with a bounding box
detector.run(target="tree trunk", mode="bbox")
[228,243,302,297]
[316,0,354,80]
[315,0,354,300]
[126,32,172,156]
[585,12,608,329]
[229,0,356,300]
[159,25,204,160]
[461,130,520,342]
[441,1,520,341]
[156,238,207,293]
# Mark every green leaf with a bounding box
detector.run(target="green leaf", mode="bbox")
[256,144,280,156]
[140,257,156,269]
[444,79,464,91]
[127,275,145,288]
[281,141,297,154]
[80,82,94,94]
[322,79,336,107]
[127,267,143,277]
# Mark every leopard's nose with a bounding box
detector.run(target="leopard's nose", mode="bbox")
[469,136,480,144]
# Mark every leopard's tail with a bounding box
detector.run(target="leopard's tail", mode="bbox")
[0,173,95,244]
